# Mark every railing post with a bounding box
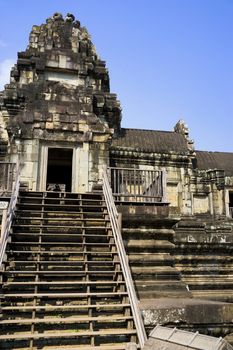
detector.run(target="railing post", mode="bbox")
[162,168,167,202]
[118,212,122,232]
[107,166,111,184]
[0,205,8,241]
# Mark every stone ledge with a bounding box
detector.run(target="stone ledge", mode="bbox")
[140,298,233,341]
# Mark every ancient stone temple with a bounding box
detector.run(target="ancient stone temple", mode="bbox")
[0,12,233,350]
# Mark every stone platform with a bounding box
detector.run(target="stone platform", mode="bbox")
[140,298,233,344]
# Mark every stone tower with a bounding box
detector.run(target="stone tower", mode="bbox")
[0,12,121,192]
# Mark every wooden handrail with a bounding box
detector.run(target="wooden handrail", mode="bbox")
[0,161,20,268]
[102,169,147,349]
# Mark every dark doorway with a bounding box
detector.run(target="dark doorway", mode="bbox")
[46,148,73,192]
[229,192,233,207]
[229,192,233,218]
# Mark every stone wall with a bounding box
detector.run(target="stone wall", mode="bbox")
[109,147,233,217]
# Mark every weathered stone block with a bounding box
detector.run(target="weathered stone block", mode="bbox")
[45,122,53,129]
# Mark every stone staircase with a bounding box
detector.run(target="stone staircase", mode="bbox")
[121,218,190,299]
[174,218,233,302]
[0,191,137,350]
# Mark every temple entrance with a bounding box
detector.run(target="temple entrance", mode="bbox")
[46,148,73,192]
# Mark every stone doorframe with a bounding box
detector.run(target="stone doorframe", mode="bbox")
[38,142,87,193]
[225,189,233,218]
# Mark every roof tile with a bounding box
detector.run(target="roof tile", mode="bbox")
[111,128,189,154]
[196,151,233,176]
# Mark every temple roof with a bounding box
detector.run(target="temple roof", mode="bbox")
[111,128,189,154]
[0,12,121,140]
[196,151,233,176]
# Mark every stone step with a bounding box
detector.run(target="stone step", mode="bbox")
[3,281,125,287]
[176,266,233,274]
[131,266,178,274]
[2,276,118,284]
[185,281,233,290]
[122,228,174,239]
[175,254,233,262]
[39,345,131,350]
[5,259,114,265]
[135,280,189,292]
[176,243,233,252]
[1,344,135,350]
[1,190,138,349]
[6,250,118,256]
[5,267,117,273]
[6,257,117,262]
[5,265,117,275]
[190,290,233,302]
[3,270,121,276]
[6,248,116,255]
[15,209,105,218]
[8,242,116,247]
[2,303,131,312]
[18,196,105,203]
[19,191,103,198]
[129,253,173,265]
[125,240,174,252]
[3,344,132,350]
[137,289,189,299]
[2,291,128,298]
[10,233,113,240]
[12,224,110,230]
[15,217,109,223]
[0,329,137,341]
[5,260,117,265]
[2,273,123,285]
[131,267,180,281]
[0,315,133,325]
[3,282,126,293]
[17,203,107,210]
[10,232,112,238]
[183,276,233,283]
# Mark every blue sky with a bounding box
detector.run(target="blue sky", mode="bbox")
[0,0,232,152]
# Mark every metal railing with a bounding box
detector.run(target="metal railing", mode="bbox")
[150,325,233,350]
[108,166,166,203]
[0,162,18,197]
[230,207,233,219]
[0,161,20,268]
[102,169,147,349]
